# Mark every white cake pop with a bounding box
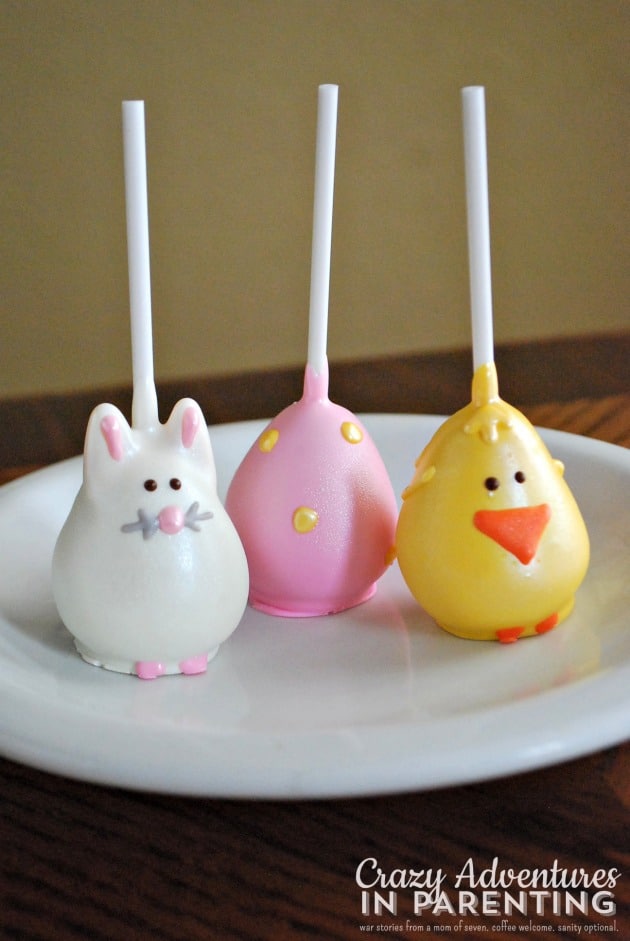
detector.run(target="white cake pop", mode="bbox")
[52,101,249,678]
[226,85,398,617]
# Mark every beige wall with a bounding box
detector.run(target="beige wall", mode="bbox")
[2,0,628,398]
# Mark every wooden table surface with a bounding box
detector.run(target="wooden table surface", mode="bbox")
[0,332,628,940]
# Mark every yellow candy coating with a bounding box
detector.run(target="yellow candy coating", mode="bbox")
[396,364,590,642]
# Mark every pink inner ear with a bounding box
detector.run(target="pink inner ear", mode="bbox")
[100,415,124,461]
[182,406,200,448]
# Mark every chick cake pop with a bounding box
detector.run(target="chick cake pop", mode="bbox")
[52,101,249,677]
[226,85,397,617]
[396,87,589,643]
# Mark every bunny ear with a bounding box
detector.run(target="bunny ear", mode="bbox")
[83,403,136,492]
[165,398,217,480]
[100,412,126,461]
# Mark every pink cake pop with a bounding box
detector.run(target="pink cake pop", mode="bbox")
[226,85,397,617]
[52,101,249,677]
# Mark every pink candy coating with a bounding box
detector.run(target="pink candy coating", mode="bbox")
[226,363,398,617]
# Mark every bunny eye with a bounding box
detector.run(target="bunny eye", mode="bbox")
[169,478,182,491]
[144,479,158,492]
[514,471,526,483]
[484,476,500,492]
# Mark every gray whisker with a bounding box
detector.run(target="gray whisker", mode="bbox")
[121,509,159,540]
[185,502,213,531]
[121,503,213,538]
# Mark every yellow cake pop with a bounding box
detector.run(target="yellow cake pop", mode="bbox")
[396,361,589,641]
[396,87,589,642]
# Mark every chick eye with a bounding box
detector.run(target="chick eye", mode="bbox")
[169,478,182,491]
[484,476,500,492]
[144,479,158,492]
[514,471,526,484]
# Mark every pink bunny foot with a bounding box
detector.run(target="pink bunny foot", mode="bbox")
[134,654,210,678]
[178,654,208,676]
[135,660,166,680]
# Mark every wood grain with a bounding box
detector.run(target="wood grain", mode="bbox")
[1,332,628,468]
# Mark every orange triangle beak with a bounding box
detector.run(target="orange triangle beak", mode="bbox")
[473,504,551,564]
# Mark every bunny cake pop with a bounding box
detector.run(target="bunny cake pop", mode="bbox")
[226,85,397,617]
[396,87,589,643]
[52,102,248,677]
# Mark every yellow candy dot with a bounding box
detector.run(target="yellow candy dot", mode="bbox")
[259,428,279,452]
[293,506,319,534]
[341,421,363,444]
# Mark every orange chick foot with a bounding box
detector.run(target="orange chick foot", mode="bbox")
[535,612,559,635]
[496,627,525,644]
[496,611,560,643]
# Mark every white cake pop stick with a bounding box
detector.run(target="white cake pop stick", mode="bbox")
[122,100,159,430]
[462,86,494,372]
[307,84,338,378]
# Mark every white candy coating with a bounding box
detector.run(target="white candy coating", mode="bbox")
[52,398,249,677]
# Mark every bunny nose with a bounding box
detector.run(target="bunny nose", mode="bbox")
[473,504,551,564]
[158,506,185,535]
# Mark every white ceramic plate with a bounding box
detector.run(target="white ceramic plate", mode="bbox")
[0,415,628,799]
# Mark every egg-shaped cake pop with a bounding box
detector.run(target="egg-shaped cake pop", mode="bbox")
[396,363,589,642]
[53,398,249,676]
[226,84,397,617]
[226,362,397,616]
